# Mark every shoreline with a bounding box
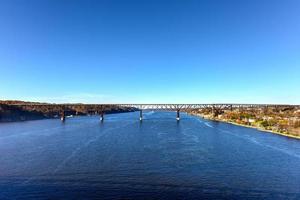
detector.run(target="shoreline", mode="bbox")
[190,113,300,140]
[0,110,135,123]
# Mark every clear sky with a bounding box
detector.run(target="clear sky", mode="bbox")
[0,0,299,104]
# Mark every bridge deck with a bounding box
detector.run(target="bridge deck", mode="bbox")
[2,103,299,122]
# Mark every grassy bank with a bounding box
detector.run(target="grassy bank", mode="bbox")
[190,113,300,140]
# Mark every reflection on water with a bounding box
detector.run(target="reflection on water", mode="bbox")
[0,111,300,199]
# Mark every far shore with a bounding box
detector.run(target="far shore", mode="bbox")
[190,113,300,140]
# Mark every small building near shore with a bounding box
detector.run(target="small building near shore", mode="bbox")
[249,118,256,123]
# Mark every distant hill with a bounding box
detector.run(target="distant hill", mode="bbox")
[0,103,48,122]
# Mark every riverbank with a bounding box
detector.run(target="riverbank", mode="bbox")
[190,113,300,140]
[0,102,136,123]
[0,110,135,123]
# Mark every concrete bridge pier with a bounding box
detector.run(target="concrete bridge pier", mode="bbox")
[100,112,104,122]
[139,110,143,121]
[60,111,65,122]
[176,110,180,121]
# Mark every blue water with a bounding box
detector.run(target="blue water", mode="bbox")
[0,111,300,199]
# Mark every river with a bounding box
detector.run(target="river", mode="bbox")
[0,111,300,199]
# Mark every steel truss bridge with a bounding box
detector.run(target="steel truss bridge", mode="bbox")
[6,103,299,122]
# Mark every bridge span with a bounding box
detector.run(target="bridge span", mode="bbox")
[7,103,299,122]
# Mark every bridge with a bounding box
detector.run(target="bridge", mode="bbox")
[7,103,299,122]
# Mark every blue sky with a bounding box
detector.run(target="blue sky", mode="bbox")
[0,0,299,104]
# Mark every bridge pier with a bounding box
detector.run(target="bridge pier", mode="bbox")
[100,112,104,122]
[60,111,65,122]
[176,110,180,121]
[139,110,143,121]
